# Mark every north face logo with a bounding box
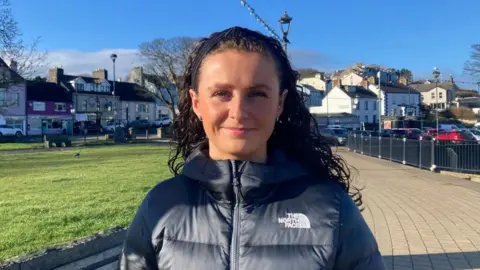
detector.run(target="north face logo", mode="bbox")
[278,213,311,229]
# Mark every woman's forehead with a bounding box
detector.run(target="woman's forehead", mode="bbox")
[198,50,279,89]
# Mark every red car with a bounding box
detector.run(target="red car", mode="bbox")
[434,130,476,143]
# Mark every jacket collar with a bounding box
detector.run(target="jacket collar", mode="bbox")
[182,142,309,204]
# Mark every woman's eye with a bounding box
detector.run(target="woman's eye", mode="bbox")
[250,91,267,98]
[212,91,231,98]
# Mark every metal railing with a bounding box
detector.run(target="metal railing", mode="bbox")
[347,134,480,174]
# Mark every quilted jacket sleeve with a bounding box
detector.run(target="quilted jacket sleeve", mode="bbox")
[119,197,159,270]
[334,192,386,270]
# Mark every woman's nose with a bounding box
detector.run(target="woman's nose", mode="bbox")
[229,96,250,120]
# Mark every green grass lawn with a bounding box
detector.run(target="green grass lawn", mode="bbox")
[0,144,172,261]
[0,142,44,151]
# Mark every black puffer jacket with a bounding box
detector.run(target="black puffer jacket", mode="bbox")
[120,146,385,270]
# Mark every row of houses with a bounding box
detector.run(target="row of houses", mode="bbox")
[0,59,174,136]
[297,63,460,127]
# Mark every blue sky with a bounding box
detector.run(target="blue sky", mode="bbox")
[12,0,480,89]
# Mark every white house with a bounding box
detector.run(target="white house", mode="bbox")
[310,85,378,124]
[341,71,363,86]
[298,73,326,90]
[368,84,421,117]
[410,81,457,111]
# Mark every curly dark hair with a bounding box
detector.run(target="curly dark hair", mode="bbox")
[168,26,361,207]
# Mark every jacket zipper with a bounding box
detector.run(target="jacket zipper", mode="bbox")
[230,161,241,270]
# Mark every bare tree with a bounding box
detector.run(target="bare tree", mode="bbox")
[0,0,47,113]
[464,44,480,80]
[138,37,197,119]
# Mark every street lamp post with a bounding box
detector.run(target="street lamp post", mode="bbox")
[377,71,382,132]
[110,53,117,130]
[278,11,292,53]
[353,94,359,129]
[433,67,440,134]
[325,75,329,126]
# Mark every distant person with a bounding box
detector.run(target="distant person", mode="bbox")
[120,26,385,269]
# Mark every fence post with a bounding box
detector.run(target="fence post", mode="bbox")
[353,134,357,153]
[390,136,393,161]
[402,137,406,165]
[360,135,364,155]
[369,135,372,156]
[430,138,436,172]
[378,136,382,159]
[419,136,422,169]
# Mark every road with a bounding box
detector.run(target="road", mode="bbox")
[338,149,480,270]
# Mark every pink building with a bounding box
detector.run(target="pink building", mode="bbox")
[0,59,27,133]
[26,81,73,135]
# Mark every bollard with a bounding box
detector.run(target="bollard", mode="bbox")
[369,135,372,156]
[402,137,406,165]
[378,136,382,159]
[430,138,436,171]
[360,135,364,155]
[390,136,393,161]
[419,136,422,169]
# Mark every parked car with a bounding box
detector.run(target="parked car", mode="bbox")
[103,120,125,132]
[324,128,348,145]
[319,128,338,145]
[435,129,477,143]
[0,124,23,137]
[128,119,151,129]
[467,128,480,142]
[152,116,172,127]
[74,121,104,134]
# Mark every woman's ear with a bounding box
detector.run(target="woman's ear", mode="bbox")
[277,89,288,119]
[189,89,201,120]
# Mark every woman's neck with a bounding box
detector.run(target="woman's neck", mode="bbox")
[208,144,267,163]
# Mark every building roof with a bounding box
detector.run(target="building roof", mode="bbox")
[379,84,420,94]
[114,81,156,102]
[340,86,377,98]
[58,72,156,102]
[0,58,24,84]
[26,81,72,102]
[311,112,357,118]
[410,83,458,92]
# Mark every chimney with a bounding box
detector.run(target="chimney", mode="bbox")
[8,59,17,72]
[399,77,408,86]
[129,66,144,86]
[47,67,64,84]
[93,68,108,80]
[361,80,369,88]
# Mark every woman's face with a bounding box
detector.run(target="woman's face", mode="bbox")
[190,49,287,163]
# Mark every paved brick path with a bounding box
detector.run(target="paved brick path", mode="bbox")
[339,149,480,270]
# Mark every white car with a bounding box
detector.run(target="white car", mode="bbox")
[103,121,124,132]
[468,129,480,142]
[152,116,172,127]
[0,124,23,137]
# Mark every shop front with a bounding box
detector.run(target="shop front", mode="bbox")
[27,115,73,136]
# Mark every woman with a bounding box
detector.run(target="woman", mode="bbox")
[120,26,384,270]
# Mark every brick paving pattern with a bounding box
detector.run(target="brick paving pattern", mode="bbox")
[339,150,480,270]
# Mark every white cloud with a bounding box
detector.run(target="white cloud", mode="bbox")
[43,49,142,79]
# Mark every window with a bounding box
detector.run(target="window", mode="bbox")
[82,100,87,111]
[364,101,368,110]
[136,104,149,113]
[431,92,435,99]
[76,83,84,91]
[392,96,396,105]
[439,92,443,99]
[11,93,19,107]
[6,119,23,130]
[373,101,377,110]
[421,95,424,101]
[0,89,5,106]
[55,103,66,112]
[33,102,45,111]
[364,115,369,123]
[373,115,377,123]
